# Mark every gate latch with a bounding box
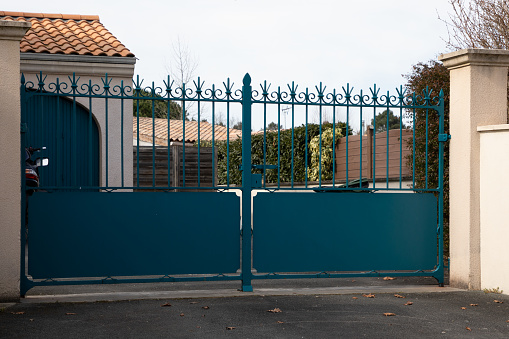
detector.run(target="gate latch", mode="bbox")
[252,173,262,188]
[438,134,451,142]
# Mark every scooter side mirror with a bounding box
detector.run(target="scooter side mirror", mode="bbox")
[36,158,49,167]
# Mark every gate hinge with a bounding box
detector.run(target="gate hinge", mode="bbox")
[20,123,28,133]
[438,134,451,142]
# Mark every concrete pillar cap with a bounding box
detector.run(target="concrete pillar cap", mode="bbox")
[439,48,509,70]
[0,20,31,41]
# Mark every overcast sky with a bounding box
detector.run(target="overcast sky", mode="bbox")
[9,0,454,130]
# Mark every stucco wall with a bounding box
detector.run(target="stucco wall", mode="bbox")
[0,20,31,302]
[20,55,135,188]
[478,125,509,294]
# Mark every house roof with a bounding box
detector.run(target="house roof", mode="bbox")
[133,117,242,145]
[0,11,134,57]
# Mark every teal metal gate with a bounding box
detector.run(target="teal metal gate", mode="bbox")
[21,72,447,295]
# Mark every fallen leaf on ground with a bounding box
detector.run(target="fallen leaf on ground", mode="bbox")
[29,319,34,322]
[226,327,236,330]
[470,304,478,306]
[277,321,284,324]
[351,280,356,282]
[65,313,76,315]
[383,313,396,316]
[352,297,358,300]
[267,308,282,313]
[404,302,413,306]
[466,327,472,331]
[180,313,185,317]
[394,294,405,298]
[202,306,210,310]
[461,307,467,310]
[494,300,504,304]
[160,303,172,307]
[363,293,375,298]
[11,312,24,315]
[384,277,396,281]
[189,302,198,304]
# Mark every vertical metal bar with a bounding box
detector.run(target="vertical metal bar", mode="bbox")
[412,94,416,189]
[386,92,390,189]
[436,90,445,285]
[136,81,140,188]
[20,75,28,296]
[120,80,125,188]
[305,88,309,188]
[88,80,93,187]
[167,96,171,187]
[226,79,230,188]
[263,99,267,189]
[151,83,156,188]
[241,73,253,292]
[182,82,186,188]
[197,78,201,187]
[345,95,349,187]
[277,87,281,189]
[72,82,77,188]
[359,92,363,183]
[425,108,429,189]
[104,75,109,188]
[399,102,403,189]
[291,103,295,188]
[372,106,376,189]
[318,104,322,187]
[211,84,216,188]
[332,90,337,187]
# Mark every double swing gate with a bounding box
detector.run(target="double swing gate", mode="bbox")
[20,72,447,295]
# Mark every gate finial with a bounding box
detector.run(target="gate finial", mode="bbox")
[243,73,251,86]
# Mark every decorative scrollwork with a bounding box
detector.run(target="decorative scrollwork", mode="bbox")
[20,72,443,109]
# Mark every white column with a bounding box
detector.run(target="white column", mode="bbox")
[439,49,509,290]
[0,20,31,301]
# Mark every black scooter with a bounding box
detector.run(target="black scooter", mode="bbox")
[25,146,48,195]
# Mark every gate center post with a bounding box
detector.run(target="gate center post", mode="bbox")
[241,73,253,292]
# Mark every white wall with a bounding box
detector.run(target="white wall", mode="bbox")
[479,125,509,294]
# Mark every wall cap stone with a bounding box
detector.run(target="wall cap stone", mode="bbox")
[439,49,509,70]
[0,20,31,40]
[477,124,509,133]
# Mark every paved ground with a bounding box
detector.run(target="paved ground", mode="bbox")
[1,277,509,338]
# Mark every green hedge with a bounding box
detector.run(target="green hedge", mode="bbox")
[202,122,349,186]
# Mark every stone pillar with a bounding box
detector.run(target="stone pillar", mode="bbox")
[439,49,509,290]
[0,20,31,301]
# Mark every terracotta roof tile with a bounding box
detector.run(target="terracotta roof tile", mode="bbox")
[133,117,243,145]
[0,11,133,57]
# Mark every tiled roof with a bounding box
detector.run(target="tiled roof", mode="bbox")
[133,117,242,145]
[0,11,134,57]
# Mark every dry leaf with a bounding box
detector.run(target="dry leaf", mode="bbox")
[180,313,185,317]
[394,294,405,298]
[226,327,236,330]
[11,312,24,315]
[494,300,504,304]
[65,313,76,315]
[202,306,210,310]
[277,321,284,324]
[461,307,467,310]
[189,302,198,304]
[466,327,472,331]
[470,304,478,306]
[506,320,509,323]
[267,308,282,313]
[363,293,375,298]
[384,277,396,281]
[351,280,356,282]
[383,313,396,316]
[404,302,413,306]
[161,303,172,307]
[352,297,358,300]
